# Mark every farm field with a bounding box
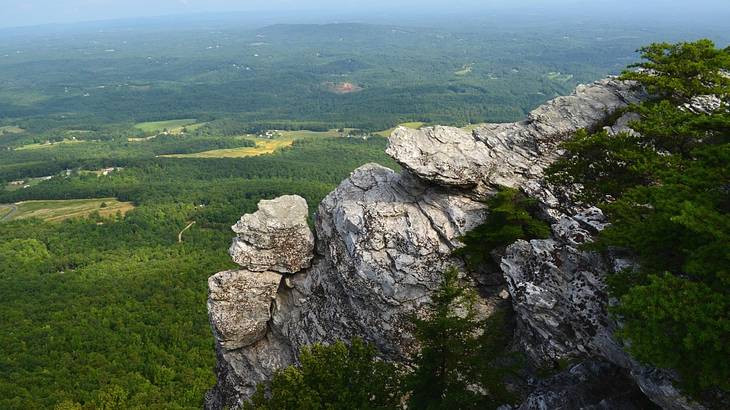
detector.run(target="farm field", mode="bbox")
[0,204,14,220]
[161,137,293,158]
[0,126,25,136]
[134,119,200,134]
[0,198,135,222]
[161,129,346,158]
[375,122,426,137]
[15,139,85,150]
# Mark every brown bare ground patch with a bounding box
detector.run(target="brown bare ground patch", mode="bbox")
[325,82,363,94]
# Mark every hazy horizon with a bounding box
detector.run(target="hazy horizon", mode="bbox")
[2,0,730,30]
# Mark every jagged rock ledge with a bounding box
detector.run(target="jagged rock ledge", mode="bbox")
[204,78,703,410]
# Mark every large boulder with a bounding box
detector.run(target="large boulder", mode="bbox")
[229,195,314,274]
[386,126,490,188]
[205,164,491,409]
[208,269,282,351]
[275,164,488,354]
[206,195,315,408]
[387,78,646,189]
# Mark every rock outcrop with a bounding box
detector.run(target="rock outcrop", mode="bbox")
[387,78,644,190]
[229,195,314,274]
[206,195,314,408]
[518,360,659,410]
[208,270,282,351]
[205,77,701,409]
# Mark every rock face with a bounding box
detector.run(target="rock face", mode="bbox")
[208,270,282,351]
[518,360,660,410]
[205,78,700,409]
[207,195,314,408]
[229,195,314,273]
[387,78,644,190]
[681,94,725,114]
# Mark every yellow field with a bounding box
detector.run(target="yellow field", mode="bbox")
[160,138,295,158]
[0,198,135,223]
[375,122,426,137]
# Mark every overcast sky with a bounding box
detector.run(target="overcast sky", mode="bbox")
[2,0,729,28]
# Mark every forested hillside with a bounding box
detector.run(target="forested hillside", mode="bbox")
[0,136,397,409]
[0,15,728,409]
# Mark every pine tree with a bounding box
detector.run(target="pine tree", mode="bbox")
[407,269,517,409]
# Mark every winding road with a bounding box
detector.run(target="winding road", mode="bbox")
[178,221,196,243]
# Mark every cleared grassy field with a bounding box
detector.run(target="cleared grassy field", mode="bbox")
[15,139,85,150]
[134,119,198,134]
[0,204,14,220]
[0,198,135,223]
[278,129,342,138]
[0,125,24,136]
[375,122,426,137]
[546,72,574,82]
[161,138,294,158]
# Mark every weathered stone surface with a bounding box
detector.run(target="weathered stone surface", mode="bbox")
[386,126,490,187]
[604,112,641,136]
[206,330,293,410]
[501,237,609,363]
[681,94,725,115]
[208,269,282,351]
[276,164,488,352]
[387,78,646,189]
[229,195,314,273]
[518,360,659,410]
[500,188,706,409]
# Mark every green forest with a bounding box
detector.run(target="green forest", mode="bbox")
[0,136,398,409]
[0,14,728,410]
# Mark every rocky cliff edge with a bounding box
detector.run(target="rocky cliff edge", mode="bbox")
[204,78,703,410]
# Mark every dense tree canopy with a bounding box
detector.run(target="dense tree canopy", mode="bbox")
[456,187,550,269]
[245,340,402,410]
[548,39,730,394]
[621,40,730,101]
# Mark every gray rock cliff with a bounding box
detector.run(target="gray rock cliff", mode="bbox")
[205,78,701,409]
